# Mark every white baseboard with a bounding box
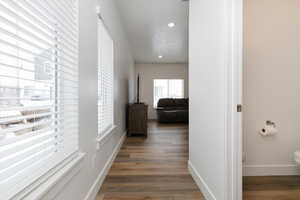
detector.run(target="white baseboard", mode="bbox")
[188,161,217,200]
[243,164,300,176]
[84,133,126,200]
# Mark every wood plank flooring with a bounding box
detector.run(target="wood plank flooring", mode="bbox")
[97,122,204,200]
[243,176,300,200]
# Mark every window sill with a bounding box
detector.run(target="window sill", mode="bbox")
[21,152,85,200]
[96,125,117,150]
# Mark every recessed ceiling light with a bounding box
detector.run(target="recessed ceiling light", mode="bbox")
[96,6,101,14]
[158,55,163,59]
[168,22,175,28]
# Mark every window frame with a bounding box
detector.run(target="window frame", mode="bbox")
[97,16,115,141]
[0,1,81,199]
[153,79,185,108]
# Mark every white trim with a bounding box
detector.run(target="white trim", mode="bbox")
[188,161,217,200]
[224,0,243,199]
[21,153,85,200]
[84,133,125,200]
[243,164,300,176]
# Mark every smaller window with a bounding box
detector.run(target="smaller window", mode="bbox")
[98,19,114,136]
[153,79,184,107]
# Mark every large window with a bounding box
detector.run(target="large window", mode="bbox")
[153,79,184,107]
[0,1,79,199]
[98,19,114,136]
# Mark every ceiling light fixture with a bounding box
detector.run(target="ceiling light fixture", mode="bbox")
[96,6,101,14]
[168,22,175,28]
[158,55,163,59]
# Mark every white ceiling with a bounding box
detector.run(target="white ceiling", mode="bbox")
[115,0,189,63]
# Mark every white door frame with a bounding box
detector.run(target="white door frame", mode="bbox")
[225,0,243,199]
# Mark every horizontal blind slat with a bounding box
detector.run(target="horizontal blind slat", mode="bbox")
[0,138,55,171]
[0,146,55,182]
[0,13,78,58]
[0,62,78,79]
[0,111,59,124]
[0,124,78,147]
[0,0,79,198]
[0,152,53,199]
[0,127,53,146]
[26,0,77,39]
[0,73,78,86]
[0,119,54,135]
[0,130,54,159]
[9,0,78,45]
[14,0,78,43]
[43,0,77,32]
[0,37,77,69]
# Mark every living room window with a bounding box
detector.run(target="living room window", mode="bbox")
[98,18,114,136]
[0,1,79,199]
[153,79,184,108]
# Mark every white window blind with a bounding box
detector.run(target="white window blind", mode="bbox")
[98,19,114,136]
[0,0,79,199]
[153,79,184,107]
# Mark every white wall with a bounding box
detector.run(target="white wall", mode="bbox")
[135,63,189,119]
[189,0,230,199]
[243,0,300,176]
[52,0,135,199]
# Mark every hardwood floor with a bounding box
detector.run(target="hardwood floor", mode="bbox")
[243,176,300,200]
[97,121,204,200]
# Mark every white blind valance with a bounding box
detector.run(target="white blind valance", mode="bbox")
[98,19,114,136]
[0,0,79,199]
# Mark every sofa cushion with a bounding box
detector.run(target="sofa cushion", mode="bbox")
[157,98,175,107]
[174,99,188,107]
[157,98,188,108]
[156,98,189,123]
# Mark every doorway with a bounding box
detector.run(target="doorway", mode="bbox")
[242,0,300,199]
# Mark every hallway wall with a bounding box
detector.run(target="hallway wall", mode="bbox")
[135,63,189,119]
[243,0,300,176]
[51,0,135,199]
[189,0,230,199]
